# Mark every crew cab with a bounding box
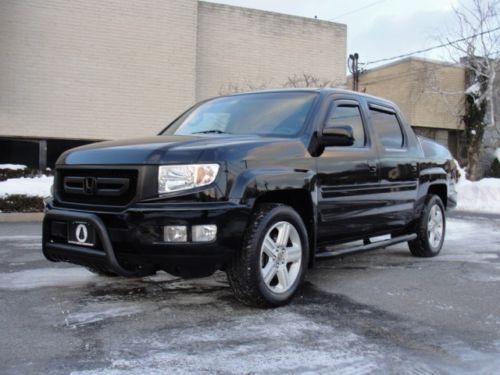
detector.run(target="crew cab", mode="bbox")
[42,89,458,307]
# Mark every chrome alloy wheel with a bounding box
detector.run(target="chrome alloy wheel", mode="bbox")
[427,204,444,249]
[260,221,302,294]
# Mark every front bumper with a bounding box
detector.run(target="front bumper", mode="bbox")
[42,201,250,277]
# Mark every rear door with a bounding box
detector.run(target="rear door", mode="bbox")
[316,95,380,245]
[368,103,419,232]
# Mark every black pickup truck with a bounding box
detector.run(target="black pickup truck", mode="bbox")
[43,89,457,307]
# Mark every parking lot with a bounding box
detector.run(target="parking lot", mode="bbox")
[1,211,500,374]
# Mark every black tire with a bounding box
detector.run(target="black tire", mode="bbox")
[227,203,309,307]
[408,195,446,257]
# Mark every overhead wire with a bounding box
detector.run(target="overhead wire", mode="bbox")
[364,25,500,66]
[327,0,388,21]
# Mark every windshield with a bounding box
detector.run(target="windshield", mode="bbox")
[162,92,318,137]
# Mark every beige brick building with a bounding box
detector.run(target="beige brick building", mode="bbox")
[196,2,346,101]
[0,0,346,168]
[350,57,466,157]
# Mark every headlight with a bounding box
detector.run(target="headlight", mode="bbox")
[158,164,220,194]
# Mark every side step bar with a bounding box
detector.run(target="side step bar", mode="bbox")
[315,233,417,259]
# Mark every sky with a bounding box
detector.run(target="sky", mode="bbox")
[208,0,462,69]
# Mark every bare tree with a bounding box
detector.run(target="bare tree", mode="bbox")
[443,0,500,180]
[284,73,340,88]
[218,80,274,96]
[218,73,344,96]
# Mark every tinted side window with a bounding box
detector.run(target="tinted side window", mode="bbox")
[369,109,404,149]
[325,105,366,147]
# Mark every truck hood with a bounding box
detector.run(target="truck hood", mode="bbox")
[57,135,308,165]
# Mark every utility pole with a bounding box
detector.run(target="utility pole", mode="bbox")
[348,53,360,91]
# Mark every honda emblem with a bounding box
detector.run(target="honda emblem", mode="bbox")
[83,177,96,195]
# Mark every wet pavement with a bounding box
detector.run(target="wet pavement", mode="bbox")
[1,212,499,374]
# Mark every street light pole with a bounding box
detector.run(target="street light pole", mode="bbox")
[348,53,360,91]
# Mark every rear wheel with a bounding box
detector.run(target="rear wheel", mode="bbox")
[227,204,309,307]
[408,195,446,257]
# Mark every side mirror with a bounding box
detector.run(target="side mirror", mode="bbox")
[321,125,354,147]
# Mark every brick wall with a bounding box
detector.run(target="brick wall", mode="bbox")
[409,59,464,130]
[0,0,346,142]
[0,0,198,140]
[196,1,346,101]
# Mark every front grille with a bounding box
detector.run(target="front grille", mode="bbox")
[56,168,138,206]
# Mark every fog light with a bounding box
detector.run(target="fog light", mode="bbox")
[192,225,217,242]
[163,226,187,242]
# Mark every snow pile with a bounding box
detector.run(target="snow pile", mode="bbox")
[0,175,53,197]
[456,177,500,213]
[452,160,500,213]
[0,164,27,170]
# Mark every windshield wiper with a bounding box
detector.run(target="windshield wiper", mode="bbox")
[192,130,228,134]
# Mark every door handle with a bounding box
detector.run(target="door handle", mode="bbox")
[367,162,377,174]
[410,163,418,173]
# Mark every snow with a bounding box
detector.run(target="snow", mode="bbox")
[0,175,53,197]
[0,164,27,170]
[438,218,500,264]
[71,312,389,375]
[456,177,500,213]
[0,268,97,290]
[66,302,146,327]
[453,159,500,213]
[465,82,481,95]
[0,235,41,240]
[0,265,178,291]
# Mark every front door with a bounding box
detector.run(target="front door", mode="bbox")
[316,97,380,245]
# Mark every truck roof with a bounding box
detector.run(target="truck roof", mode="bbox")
[223,88,398,110]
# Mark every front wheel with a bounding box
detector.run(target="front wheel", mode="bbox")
[227,204,309,307]
[408,195,446,257]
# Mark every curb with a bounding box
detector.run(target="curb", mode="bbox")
[0,212,44,222]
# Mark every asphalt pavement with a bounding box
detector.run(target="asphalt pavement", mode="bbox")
[0,211,499,374]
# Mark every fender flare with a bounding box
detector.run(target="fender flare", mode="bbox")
[228,167,316,206]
